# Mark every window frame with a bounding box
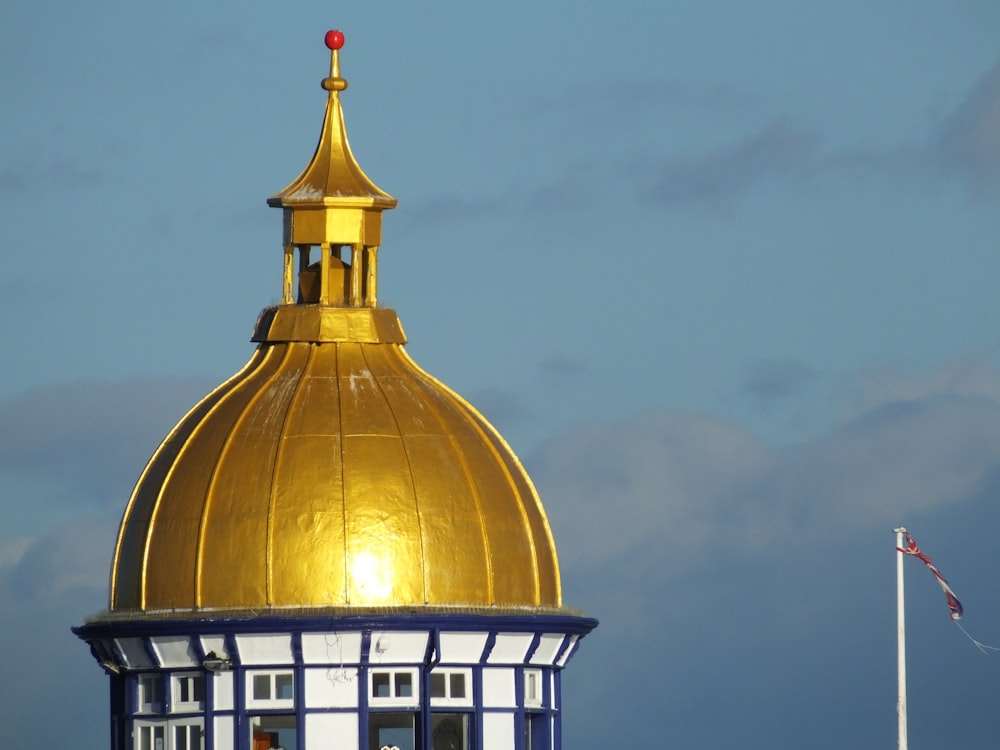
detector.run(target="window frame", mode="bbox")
[429,667,473,707]
[137,673,164,714]
[133,718,204,750]
[170,672,206,713]
[523,669,543,708]
[368,667,420,706]
[246,670,296,709]
[172,719,204,750]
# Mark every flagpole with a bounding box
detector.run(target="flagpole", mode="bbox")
[894,527,908,750]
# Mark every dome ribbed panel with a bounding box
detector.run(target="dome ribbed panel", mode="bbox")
[394,347,557,606]
[366,344,494,605]
[110,348,272,610]
[337,343,425,605]
[269,344,347,606]
[194,344,307,607]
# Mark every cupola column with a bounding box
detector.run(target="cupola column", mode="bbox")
[282,244,295,304]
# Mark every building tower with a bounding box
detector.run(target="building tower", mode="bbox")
[74,30,596,750]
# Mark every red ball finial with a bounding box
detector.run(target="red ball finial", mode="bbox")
[325,29,345,50]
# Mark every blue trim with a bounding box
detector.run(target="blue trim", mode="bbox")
[523,632,542,664]
[224,632,241,668]
[553,670,563,750]
[140,637,161,669]
[551,634,571,666]
[292,632,305,750]
[480,631,498,663]
[420,658,431,750]
[426,627,441,670]
[357,660,370,749]
[163,671,173,715]
[557,634,583,667]
[473,666,484,750]
[360,629,372,663]
[110,674,126,750]
[233,659,247,750]
[75,612,597,640]
[203,673,215,750]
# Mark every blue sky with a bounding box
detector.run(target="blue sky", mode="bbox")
[2,0,999,747]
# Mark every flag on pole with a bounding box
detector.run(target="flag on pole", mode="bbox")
[897,530,963,620]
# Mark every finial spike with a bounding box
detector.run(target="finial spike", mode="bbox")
[323,29,347,91]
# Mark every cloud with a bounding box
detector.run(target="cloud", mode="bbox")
[466,386,533,430]
[532,411,773,569]
[0,536,108,748]
[0,537,32,571]
[536,365,1000,574]
[398,193,506,229]
[841,357,1000,421]
[10,516,114,599]
[937,59,1000,193]
[538,353,586,381]
[642,119,822,210]
[740,358,818,407]
[0,156,103,195]
[0,376,216,508]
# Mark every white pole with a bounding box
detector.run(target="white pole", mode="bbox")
[894,527,908,750]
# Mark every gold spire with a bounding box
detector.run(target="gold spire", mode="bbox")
[258,30,402,343]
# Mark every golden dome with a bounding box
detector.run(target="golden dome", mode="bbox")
[108,32,562,614]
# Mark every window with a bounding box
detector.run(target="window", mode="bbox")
[135,720,203,750]
[137,723,165,750]
[369,712,414,750]
[430,669,472,706]
[138,674,164,713]
[173,722,203,750]
[251,715,296,750]
[247,671,294,708]
[370,669,418,704]
[523,670,542,707]
[524,713,548,750]
[431,713,469,750]
[171,673,205,712]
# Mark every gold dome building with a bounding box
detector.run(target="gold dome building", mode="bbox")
[75,29,596,750]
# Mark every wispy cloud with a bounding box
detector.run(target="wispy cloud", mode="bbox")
[0,377,216,508]
[466,386,534,430]
[642,119,822,210]
[10,517,113,599]
[740,358,818,408]
[936,59,1000,194]
[0,156,103,195]
[841,357,1000,421]
[538,353,586,382]
[536,362,1000,572]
